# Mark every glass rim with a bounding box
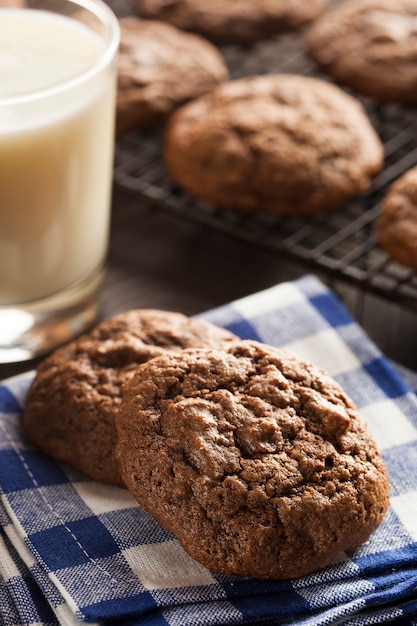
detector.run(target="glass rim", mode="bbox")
[0,0,120,106]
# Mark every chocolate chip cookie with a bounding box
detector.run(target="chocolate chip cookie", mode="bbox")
[116,340,390,579]
[164,74,384,215]
[137,0,328,45]
[306,0,417,104]
[116,17,228,137]
[23,310,237,486]
[376,166,417,268]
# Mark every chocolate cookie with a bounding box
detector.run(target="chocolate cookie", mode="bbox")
[23,310,237,486]
[116,340,390,579]
[116,17,228,137]
[376,166,417,268]
[164,74,384,215]
[137,0,328,45]
[306,0,417,104]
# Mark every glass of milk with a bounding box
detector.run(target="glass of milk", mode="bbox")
[0,0,119,362]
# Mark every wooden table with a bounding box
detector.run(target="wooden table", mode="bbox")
[105,190,417,374]
[3,0,414,380]
[2,186,416,381]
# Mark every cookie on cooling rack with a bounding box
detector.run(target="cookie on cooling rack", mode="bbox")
[116,339,390,579]
[376,165,417,268]
[305,0,417,105]
[116,17,228,137]
[23,310,237,486]
[136,0,328,45]
[164,74,383,216]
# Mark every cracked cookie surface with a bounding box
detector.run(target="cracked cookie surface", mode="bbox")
[116,17,228,137]
[377,165,417,268]
[23,310,237,486]
[306,0,417,104]
[137,0,328,45]
[164,74,383,215]
[116,339,390,579]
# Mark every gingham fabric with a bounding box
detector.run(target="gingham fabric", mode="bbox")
[1,274,417,626]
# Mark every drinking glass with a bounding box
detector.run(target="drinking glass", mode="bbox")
[0,0,119,362]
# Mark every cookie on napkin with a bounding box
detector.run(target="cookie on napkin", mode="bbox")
[137,0,329,45]
[376,165,417,268]
[305,0,417,105]
[116,17,228,137]
[164,74,384,216]
[23,309,237,486]
[116,339,390,579]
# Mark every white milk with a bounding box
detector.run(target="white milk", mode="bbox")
[0,9,116,304]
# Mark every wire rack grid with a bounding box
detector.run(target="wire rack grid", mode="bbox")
[112,1,417,311]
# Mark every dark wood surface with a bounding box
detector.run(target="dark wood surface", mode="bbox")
[2,187,417,381]
[1,0,410,383]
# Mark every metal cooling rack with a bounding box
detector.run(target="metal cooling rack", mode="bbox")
[112,3,417,310]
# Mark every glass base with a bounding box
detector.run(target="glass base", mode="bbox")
[0,267,105,363]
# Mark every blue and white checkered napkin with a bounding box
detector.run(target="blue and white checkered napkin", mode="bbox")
[1,274,417,626]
